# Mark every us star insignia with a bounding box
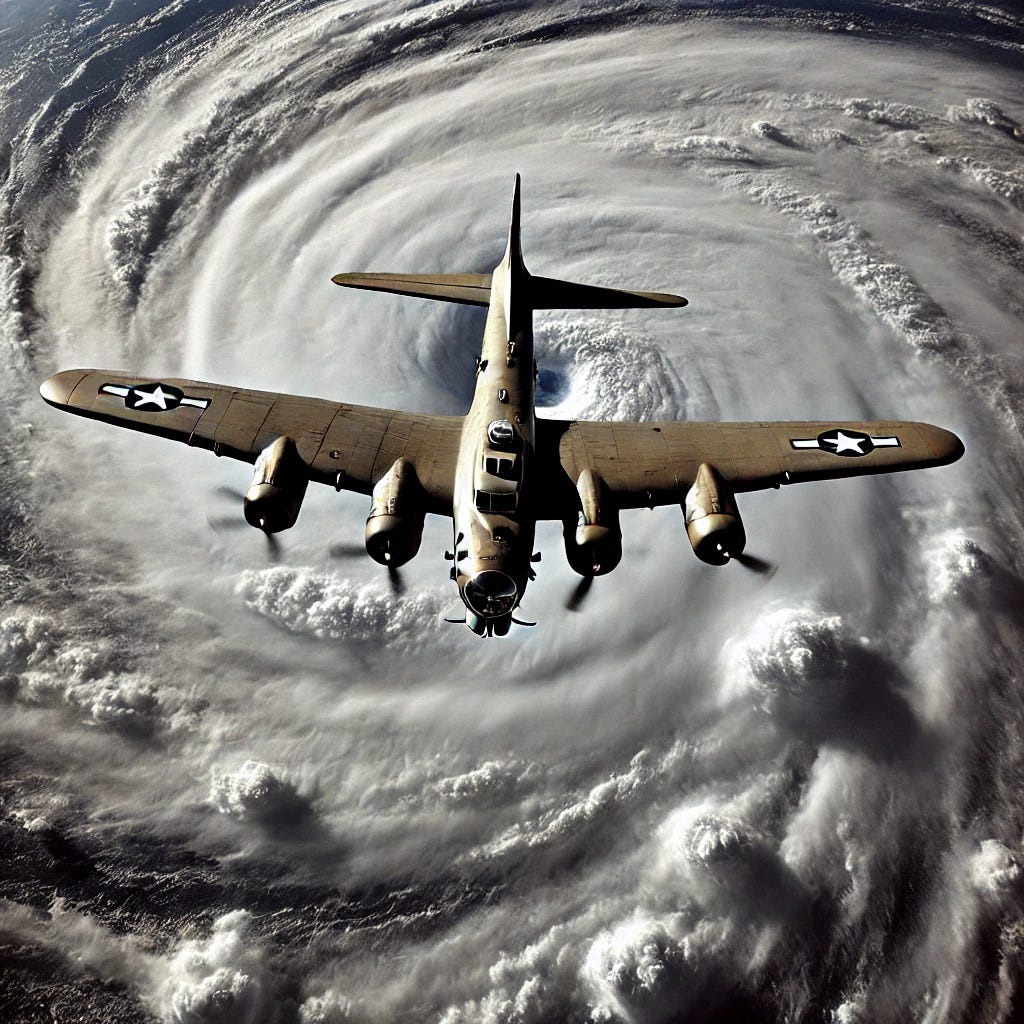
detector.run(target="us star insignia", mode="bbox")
[790,428,901,457]
[99,382,211,412]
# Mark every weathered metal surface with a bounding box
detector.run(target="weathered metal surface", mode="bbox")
[548,418,962,511]
[38,369,463,511]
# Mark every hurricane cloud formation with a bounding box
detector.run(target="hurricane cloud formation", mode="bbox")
[1,2,1022,1021]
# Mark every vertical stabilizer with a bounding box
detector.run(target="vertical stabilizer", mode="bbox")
[503,173,526,278]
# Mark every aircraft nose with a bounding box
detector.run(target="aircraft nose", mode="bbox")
[463,570,518,618]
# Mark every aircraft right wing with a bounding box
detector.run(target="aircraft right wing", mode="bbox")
[39,369,464,513]
[536,417,964,515]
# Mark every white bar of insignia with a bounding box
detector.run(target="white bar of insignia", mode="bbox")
[181,397,211,409]
[871,436,900,447]
[791,439,820,449]
[100,385,130,397]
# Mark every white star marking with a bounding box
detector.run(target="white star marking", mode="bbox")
[132,385,171,410]
[825,431,866,454]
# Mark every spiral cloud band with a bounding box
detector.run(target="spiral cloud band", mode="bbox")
[1,2,1022,1021]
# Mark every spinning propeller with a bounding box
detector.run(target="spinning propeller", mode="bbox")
[565,574,594,612]
[328,542,405,595]
[715,541,777,578]
[207,486,282,562]
[566,545,776,612]
[731,551,776,576]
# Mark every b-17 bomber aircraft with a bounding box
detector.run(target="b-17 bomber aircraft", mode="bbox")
[40,176,964,636]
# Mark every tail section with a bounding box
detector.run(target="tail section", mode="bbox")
[529,276,686,309]
[331,272,492,307]
[504,174,683,307]
[331,270,687,310]
[331,174,687,310]
[503,172,526,279]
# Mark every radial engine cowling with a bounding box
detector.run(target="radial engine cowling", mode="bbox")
[683,462,745,565]
[243,436,309,533]
[365,458,426,568]
[564,469,622,577]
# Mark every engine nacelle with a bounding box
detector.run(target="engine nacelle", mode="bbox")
[683,463,745,565]
[243,436,309,533]
[364,458,426,568]
[564,469,622,576]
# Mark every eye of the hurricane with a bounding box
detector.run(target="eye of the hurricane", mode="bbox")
[463,571,518,618]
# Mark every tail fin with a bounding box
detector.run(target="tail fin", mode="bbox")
[513,172,683,308]
[503,172,526,278]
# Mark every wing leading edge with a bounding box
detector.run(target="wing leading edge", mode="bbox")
[39,369,462,513]
[537,417,964,515]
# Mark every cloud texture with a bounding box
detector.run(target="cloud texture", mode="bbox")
[1,1,1023,1022]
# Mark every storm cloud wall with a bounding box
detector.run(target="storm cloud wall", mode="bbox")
[1,2,1023,1022]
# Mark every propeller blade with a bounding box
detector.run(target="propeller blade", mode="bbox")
[330,543,403,593]
[733,552,777,577]
[207,514,246,533]
[264,530,281,563]
[328,543,367,560]
[566,574,594,612]
[215,485,246,503]
[328,543,402,595]
[387,564,405,596]
[209,513,283,562]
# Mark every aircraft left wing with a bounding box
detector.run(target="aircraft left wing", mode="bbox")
[39,370,463,513]
[537,416,964,514]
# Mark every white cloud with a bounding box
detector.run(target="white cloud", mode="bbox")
[236,567,446,645]
[2,6,1022,1024]
[922,528,993,603]
[156,911,271,1024]
[210,759,309,822]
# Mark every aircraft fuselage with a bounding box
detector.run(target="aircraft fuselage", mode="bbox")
[451,195,537,636]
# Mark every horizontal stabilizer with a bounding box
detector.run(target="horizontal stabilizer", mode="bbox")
[530,276,686,309]
[332,272,492,307]
[332,270,686,311]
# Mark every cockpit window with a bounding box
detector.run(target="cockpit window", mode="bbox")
[475,489,517,513]
[483,454,517,479]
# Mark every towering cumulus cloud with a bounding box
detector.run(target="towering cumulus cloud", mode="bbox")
[1,1,1022,1021]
